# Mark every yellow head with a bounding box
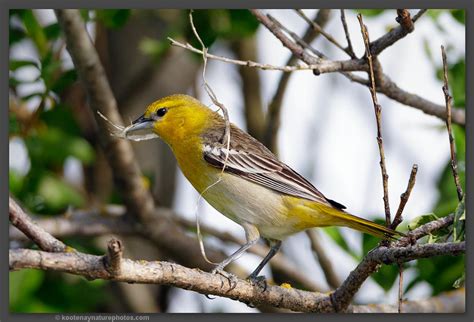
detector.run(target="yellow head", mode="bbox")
[126,94,218,148]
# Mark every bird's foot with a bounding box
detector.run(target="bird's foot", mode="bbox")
[247,274,268,292]
[211,266,238,291]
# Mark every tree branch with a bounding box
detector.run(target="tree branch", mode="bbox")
[250,9,465,125]
[358,14,391,227]
[9,197,67,252]
[264,9,331,157]
[441,45,464,201]
[306,229,341,289]
[330,241,464,312]
[10,240,464,312]
[391,164,418,230]
[9,204,324,292]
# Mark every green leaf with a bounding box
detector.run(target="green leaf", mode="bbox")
[96,9,131,29]
[139,37,169,61]
[453,197,465,242]
[453,272,464,288]
[408,213,438,231]
[451,10,465,24]
[39,105,81,136]
[323,227,359,260]
[10,269,45,311]
[19,10,49,58]
[50,69,77,94]
[10,59,39,72]
[9,169,25,196]
[44,23,61,40]
[35,173,84,212]
[225,10,260,38]
[9,26,26,45]
[25,127,95,167]
[9,113,20,134]
[415,255,464,295]
[357,9,385,17]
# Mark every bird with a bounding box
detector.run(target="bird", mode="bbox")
[125,94,401,283]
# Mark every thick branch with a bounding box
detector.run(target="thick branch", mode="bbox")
[10,241,464,312]
[9,247,333,312]
[330,241,465,312]
[9,197,67,252]
[10,205,323,292]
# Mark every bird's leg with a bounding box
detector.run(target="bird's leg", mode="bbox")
[211,223,260,289]
[247,239,282,290]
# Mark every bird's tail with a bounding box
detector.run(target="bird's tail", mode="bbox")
[307,202,402,239]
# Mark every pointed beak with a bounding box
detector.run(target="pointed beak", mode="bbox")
[122,114,158,141]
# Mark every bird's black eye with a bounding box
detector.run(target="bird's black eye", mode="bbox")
[156,108,167,118]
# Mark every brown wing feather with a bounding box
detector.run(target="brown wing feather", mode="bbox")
[202,123,346,210]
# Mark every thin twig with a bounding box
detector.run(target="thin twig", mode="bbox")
[9,197,67,252]
[263,10,331,151]
[441,45,464,201]
[295,9,352,57]
[398,263,404,313]
[357,14,391,227]
[306,229,341,289]
[340,10,356,58]
[169,38,321,72]
[391,164,418,230]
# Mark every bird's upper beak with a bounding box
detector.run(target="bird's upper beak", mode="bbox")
[122,114,158,141]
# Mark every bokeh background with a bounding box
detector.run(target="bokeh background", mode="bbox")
[9,9,465,313]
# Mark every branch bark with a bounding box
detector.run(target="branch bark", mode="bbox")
[9,197,67,252]
[10,241,464,313]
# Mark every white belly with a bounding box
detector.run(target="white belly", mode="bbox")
[200,172,302,240]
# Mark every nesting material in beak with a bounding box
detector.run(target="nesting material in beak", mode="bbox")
[97,111,159,141]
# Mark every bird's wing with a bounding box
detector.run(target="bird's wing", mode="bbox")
[202,142,346,210]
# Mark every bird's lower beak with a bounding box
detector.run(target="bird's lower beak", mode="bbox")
[123,115,158,141]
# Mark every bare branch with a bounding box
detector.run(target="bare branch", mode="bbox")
[391,164,418,230]
[330,241,464,312]
[398,263,404,313]
[368,9,424,57]
[340,10,356,58]
[358,14,391,227]
[295,9,353,57]
[398,213,454,246]
[306,229,341,289]
[9,197,67,252]
[9,205,323,292]
[10,241,464,312]
[169,38,321,72]
[441,45,464,201]
[263,10,331,152]
[251,9,465,125]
